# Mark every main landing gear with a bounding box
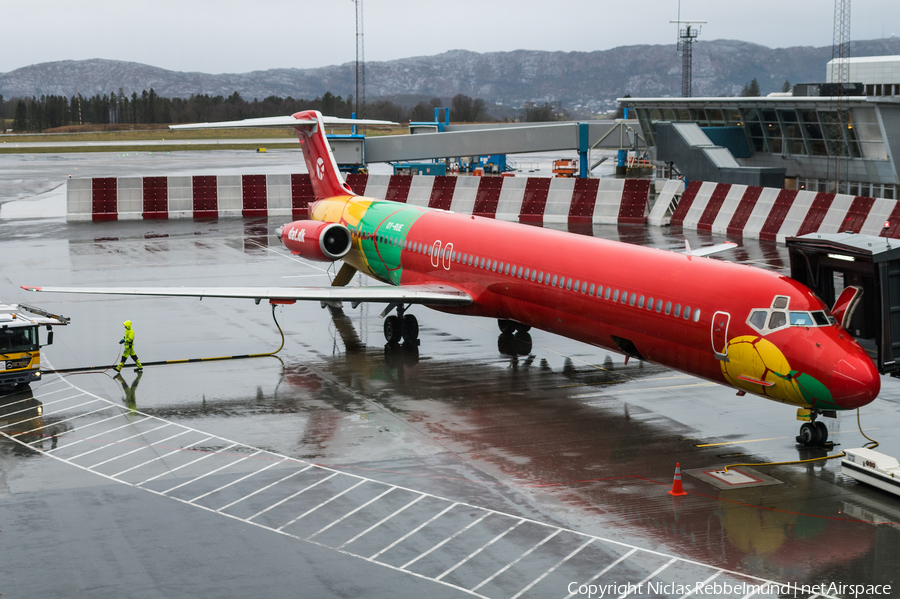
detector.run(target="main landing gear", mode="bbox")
[382,303,419,345]
[497,319,530,335]
[497,319,533,357]
[796,409,836,447]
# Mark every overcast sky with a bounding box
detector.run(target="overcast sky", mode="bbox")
[4,0,899,74]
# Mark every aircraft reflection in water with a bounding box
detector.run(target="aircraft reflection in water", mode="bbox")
[294,308,880,589]
[0,385,45,451]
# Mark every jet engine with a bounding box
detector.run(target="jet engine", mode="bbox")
[277,220,352,262]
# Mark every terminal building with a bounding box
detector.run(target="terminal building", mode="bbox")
[622,55,900,200]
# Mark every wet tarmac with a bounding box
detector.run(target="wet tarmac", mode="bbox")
[2,158,900,598]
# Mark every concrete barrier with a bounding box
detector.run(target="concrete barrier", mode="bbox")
[654,180,900,241]
[67,174,651,226]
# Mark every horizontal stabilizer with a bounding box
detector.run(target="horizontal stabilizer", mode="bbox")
[21,284,471,306]
[683,240,738,257]
[170,115,397,131]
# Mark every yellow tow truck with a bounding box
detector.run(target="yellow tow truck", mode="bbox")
[0,303,69,389]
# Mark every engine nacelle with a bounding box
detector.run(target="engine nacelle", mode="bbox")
[277,220,352,262]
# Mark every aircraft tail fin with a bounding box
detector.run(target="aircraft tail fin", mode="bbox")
[290,110,355,199]
[169,112,396,200]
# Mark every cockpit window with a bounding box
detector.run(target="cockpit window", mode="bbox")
[749,310,767,330]
[748,299,834,335]
[789,312,815,326]
[768,311,787,330]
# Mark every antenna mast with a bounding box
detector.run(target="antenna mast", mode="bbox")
[354,0,365,118]
[671,19,706,98]
[829,0,851,193]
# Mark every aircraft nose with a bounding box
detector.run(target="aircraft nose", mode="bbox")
[830,354,880,409]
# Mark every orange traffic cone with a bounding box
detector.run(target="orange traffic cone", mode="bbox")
[668,462,688,496]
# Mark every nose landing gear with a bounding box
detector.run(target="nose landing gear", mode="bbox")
[796,410,836,448]
[382,303,419,345]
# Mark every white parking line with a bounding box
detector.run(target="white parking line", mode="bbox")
[40,412,135,450]
[11,405,115,435]
[132,436,217,485]
[86,429,190,470]
[679,570,722,599]
[338,494,426,550]
[64,422,172,460]
[470,529,561,592]
[559,546,633,599]
[138,442,239,486]
[161,450,263,496]
[370,502,459,560]
[276,479,368,531]
[98,431,190,478]
[215,465,312,513]
[37,394,97,411]
[401,512,491,570]
[435,519,524,581]
[33,385,73,398]
[188,456,289,504]
[246,471,338,522]
[619,557,677,598]
[307,486,397,541]
[0,393,87,423]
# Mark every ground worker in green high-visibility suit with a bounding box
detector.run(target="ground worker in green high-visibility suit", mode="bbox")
[115,320,143,373]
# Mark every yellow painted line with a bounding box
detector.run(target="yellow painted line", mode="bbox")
[696,437,785,447]
[615,382,716,394]
[573,381,716,399]
[695,427,881,447]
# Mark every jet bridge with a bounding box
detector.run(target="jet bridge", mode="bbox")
[363,120,646,178]
[787,232,900,376]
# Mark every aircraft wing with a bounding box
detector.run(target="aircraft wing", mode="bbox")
[20,284,472,306]
[169,115,397,130]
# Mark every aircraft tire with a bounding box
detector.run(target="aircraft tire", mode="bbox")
[515,323,531,333]
[814,421,829,444]
[798,422,818,446]
[498,319,516,334]
[402,314,419,343]
[384,315,402,345]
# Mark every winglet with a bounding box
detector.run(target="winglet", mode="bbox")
[21,285,40,292]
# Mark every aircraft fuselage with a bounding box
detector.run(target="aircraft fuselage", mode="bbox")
[310,194,880,413]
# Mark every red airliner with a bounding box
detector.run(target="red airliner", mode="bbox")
[23,110,880,445]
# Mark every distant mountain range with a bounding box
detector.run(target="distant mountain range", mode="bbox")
[3,38,900,113]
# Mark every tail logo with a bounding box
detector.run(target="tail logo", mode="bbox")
[316,157,325,180]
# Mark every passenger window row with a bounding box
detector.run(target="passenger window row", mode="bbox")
[393,237,702,324]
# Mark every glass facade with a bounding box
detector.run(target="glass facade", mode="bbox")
[635,103,868,159]
[797,178,898,199]
[632,98,895,198]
